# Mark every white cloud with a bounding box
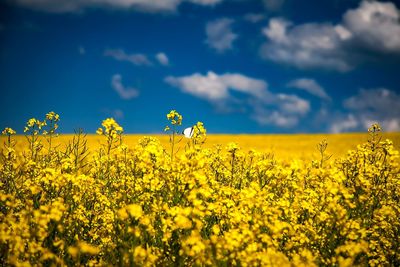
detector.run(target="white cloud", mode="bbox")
[381,119,400,132]
[330,114,359,133]
[155,52,169,66]
[205,18,238,53]
[334,25,352,40]
[251,93,310,127]
[165,71,267,101]
[343,88,399,117]
[286,78,330,100]
[263,0,285,11]
[344,88,400,132]
[261,18,353,71]
[260,1,400,71]
[330,88,400,132]
[12,0,222,13]
[189,0,222,5]
[111,74,139,100]
[252,109,299,128]
[165,71,310,128]
[104,49,152,66]
[262,18,290,43]
[276,94,310,115]
[244,13,266,23]
[343,0,400,53]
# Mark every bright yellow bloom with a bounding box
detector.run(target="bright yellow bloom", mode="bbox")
[174,214,192,229]
[166,110,182,125]
[2,127,16,135]
[126,204,143,219]
[1,115,399,267]
[226,142,239,153]
[78,242,100,255]
[96,127,103,135]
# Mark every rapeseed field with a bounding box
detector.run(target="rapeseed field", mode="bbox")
[1,111,399,266]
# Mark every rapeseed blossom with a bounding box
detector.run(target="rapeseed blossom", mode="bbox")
[0,113,399,266]
[1,127,16,136]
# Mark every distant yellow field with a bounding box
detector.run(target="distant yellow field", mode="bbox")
[4,132,400,160]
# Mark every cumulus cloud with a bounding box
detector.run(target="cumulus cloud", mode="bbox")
[261,18,353,71]
[12,0,222,13]
[104,49,152,66]
[244,13,266,23]
[165,71,310,128]
[263,0,285,11]
[343,88,400,131]
[155,52,169,66]
[189,0,222,5]
[105,49,170,66]
[251,94,310,127]
[111,74,139,100]
[251,109,300,128]
[165,71,267,101]
[286,78,330,100]
[343,0,400,53]
[205,18,238,53]
[330,88,400,132]
[260,0,400,71]
[330,114,359,133]
[276,94,310,115]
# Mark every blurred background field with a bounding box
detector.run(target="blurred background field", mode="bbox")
[4,132,400,161]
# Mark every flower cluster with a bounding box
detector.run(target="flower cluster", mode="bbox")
[96,118,123,138]
[24,118,46,135]
[1,127,16,136]
[166,110,182,126]
[1,115,399,267]
[43,111,60,136]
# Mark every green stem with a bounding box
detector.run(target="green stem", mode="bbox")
[171,126,175,159]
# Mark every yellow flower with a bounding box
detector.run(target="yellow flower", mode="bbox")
[126,204,143,219]
[46,111,60,122]
[79,242,100,255]
[226,142,239,153]
[368,123,381,133]
[96,127,103,135]
[134,246,147,261]
[67,246,79,258]
[174,214,192,229]
[166,110,182,125]
[2,127,16,135]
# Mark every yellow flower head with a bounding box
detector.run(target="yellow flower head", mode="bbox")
[193,121,207,139]
[98,118,123,137]
[24,118,45,133]
[368,123,381,133]
[78,242,100,255]
[2,127,16,136]
[46,111,60,122]
[226,142,239,153]
[166,110,182,126]
[96,127,104,135]
[126,204,143,219]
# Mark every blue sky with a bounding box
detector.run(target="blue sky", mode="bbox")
[1,0,400,134]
